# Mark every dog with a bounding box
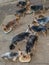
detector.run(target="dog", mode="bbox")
[31,5,43,13]
[9,32,30,50]
[16,8,26,16]
[16,0,31,8]
[16,0,31,15]
[17,1,26,8]
[1,52,18,61]
[37,16,49,26]
[2,18,20,33]
[26,35,38,54]
[28,24,47,36]
[2,19,16,33]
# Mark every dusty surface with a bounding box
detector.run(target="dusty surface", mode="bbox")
[0,1,49,65]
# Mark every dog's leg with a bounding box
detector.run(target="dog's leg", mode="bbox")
[42,9,46,14]
[13,57,17,61]
[34,39,37,49]
[34,32,39,37]
[16,18,20,25]
[23,12,25,17]
[32,46,36,55]
[32,39,38,55]
[42,31,47,37]
[30,29,35,34]
[32,43,37,56]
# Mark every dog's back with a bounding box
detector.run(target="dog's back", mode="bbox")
[17,1,26,7]
[31,25,47,32]
[9,32,30,50]
[1,52,18,61]
[5,19,16,28]
[16,8,26,15]
[12,32,30,44]
[26,35,38,53]
[31,5,43,11]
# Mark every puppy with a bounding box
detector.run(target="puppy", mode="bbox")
[2,19,19,33]
[17,1,26,8]
[37,16,49,26]
[16,8,26,16]
[28,24,47,36]
[17,0,31,8]
[9,32,30,50]
[26,35,38,54]
[1,52,18,61]
[31,5,43,11]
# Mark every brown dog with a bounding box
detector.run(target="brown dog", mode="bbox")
[2,16,20,33]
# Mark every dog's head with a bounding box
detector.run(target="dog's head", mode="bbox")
[9,44,15,50]
[2,24,7,31]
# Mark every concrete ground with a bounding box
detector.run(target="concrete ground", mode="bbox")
[0,1,49,65]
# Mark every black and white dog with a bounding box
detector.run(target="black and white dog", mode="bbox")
[1,52,18,61]
[9,32,30,50]
[26,35,38,54]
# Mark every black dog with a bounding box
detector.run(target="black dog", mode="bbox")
[31,5,43,11]
[16,8,26,16]
[9,32,30,50]
[26,35,38,53]
[17,1,26,7]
